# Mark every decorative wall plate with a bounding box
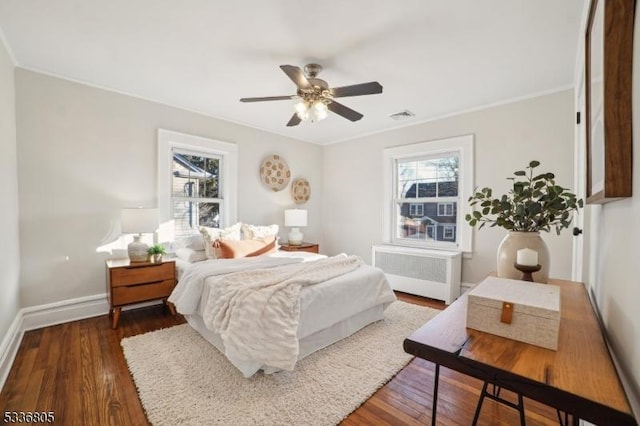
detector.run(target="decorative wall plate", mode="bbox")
[291,178,311,204]
[259,154,290,192]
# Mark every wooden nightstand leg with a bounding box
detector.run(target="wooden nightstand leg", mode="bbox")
[111,307,121,329]
[165,300,177,316]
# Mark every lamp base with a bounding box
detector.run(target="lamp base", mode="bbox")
[128,234,149,262]
[287,228,303,246]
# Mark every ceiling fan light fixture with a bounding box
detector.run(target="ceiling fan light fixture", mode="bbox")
[294,99,328,122]
[294,100,308,118]
[312,101,328,120]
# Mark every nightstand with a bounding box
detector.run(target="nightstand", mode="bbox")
[106,259,177,328]
[279,242,319,254]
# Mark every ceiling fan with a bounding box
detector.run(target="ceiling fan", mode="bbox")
[240,64,383,127]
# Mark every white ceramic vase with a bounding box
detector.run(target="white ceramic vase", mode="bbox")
[496,231,549,283]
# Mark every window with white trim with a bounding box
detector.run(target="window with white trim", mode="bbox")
[438,202,455,216]
[383,135,474,251]
[443,225,455,240]
[409,203,424,217]
[158,130,237,243]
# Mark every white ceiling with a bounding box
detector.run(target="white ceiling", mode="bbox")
[0,0,585,145]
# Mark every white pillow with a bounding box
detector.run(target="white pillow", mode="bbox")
[184,234,206,251]
[242,223,279,240]
[175,247,207,263]
[200,223,242,259]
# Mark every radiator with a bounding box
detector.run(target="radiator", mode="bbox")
[372,245,462,304]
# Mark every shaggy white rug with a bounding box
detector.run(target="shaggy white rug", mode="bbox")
[121,301,439,426]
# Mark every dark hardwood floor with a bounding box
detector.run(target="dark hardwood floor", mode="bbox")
[0,293,559,425]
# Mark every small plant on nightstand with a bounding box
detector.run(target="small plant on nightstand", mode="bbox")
[148,244,166,262]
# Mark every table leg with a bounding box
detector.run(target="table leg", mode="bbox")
[431,363,440,426]
[472,381,489,425]
[472,382,526,426]
[517,392,525,426]
[557,410,579,426]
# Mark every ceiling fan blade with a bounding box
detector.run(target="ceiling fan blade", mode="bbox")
[330,82,383,98]
[240,95,294,102]
[327,101,364,122]
[280,65,312,91]
[286,114,302,127]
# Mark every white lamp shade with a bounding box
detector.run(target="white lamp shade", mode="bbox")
[121,208,159,234]
[284,209,307,227]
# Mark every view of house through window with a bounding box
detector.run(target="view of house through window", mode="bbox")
[396,154,459,244]
[171,150,222,239]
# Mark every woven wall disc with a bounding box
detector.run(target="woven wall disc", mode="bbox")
[291,178,311,204]
[259,154,291,192]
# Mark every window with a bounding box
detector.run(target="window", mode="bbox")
[383,135,474,251]
[158,130,237,243]
[438,203,455,216]
[171,150,221,239]
[409,203,424,217]
[443,225,455,240]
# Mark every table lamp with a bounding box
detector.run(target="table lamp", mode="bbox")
[121,208,159,262]
[284,209,307,246]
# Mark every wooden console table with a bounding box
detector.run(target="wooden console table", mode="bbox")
[404,277,637,426]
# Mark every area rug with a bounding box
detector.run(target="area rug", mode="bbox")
[121,301,439,426]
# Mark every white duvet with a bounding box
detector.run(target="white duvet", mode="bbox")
[168,254,397,377]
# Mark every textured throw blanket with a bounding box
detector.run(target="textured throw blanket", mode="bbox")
[168,256,302,315]
[202,255,364,375]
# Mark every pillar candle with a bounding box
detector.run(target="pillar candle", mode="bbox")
[516,248,538,266]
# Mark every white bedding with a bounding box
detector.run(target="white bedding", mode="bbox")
[168,253,397,377]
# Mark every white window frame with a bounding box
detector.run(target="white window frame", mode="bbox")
[443,225,455,240]
[382,134,474,252]
[438,202,455,216]
[409,203,424,216]
[157,129,237,240]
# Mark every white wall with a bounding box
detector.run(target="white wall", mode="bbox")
[0,39,19,342]
[322,90,575,284]
[582,13,640,412]
[15,69,322,308]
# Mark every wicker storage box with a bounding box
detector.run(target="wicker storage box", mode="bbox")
[466,276,561,350]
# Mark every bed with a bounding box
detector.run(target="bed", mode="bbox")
[168,250,397,377]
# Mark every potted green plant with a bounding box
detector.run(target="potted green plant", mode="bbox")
[148,244,167,263]
[465,160,583,282]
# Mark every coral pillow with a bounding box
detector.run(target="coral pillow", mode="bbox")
[218,236,277,259]
[200,223,242,259]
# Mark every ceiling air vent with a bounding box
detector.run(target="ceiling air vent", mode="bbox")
[388,110,416,120]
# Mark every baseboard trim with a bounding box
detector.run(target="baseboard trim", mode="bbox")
[21,293,110,331]
[0,312,24,393]
[460,281,475,294]
[0,293,163,391]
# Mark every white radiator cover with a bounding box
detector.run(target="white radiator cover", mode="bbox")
[372,245,462,304]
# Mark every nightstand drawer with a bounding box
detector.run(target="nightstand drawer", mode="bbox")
[280,243,319,253]
[112,279,175,306]
[110,262,174,287]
